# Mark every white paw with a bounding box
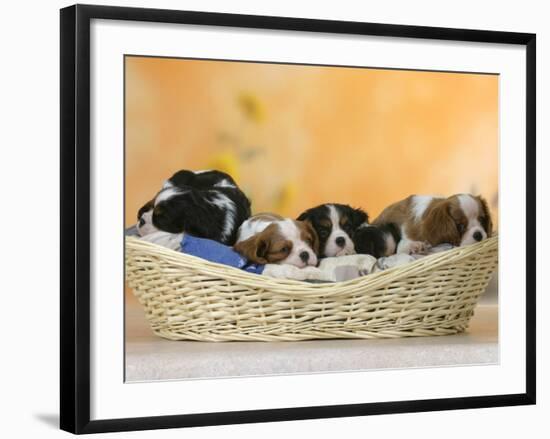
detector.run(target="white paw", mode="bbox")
[300,266,332,281]
[357,256,378,275]
[376,254,416,270]
[407,240,431,255]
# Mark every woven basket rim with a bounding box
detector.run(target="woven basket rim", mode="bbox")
[125,235,498,296]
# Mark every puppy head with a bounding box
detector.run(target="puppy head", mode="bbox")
[234,220,318,268]
[422,194,493,246]
[297,204,367,257]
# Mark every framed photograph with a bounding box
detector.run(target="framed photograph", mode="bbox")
[60,4,536,434]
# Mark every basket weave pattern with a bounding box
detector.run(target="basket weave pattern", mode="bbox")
[125,236,498,342]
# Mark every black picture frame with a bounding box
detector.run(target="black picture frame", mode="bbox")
[60,4,536,434]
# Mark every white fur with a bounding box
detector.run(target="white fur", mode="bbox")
[411,195,440,221]
[375,253,416,271]
[136,209,158,237]
[458,194,487,246]
[384,234,397,255]
[204,192,236,242]
[236,218,273,242]
[154,187,184,206]
[213,179,237,189]
[323,205,356,257]
[263,254,377,281]
[263,264,328,280]
[319,254,377,276]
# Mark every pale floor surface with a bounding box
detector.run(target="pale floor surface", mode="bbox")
[125,292,498,382]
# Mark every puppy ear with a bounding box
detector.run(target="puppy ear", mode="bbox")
[422,200,460,246]
[296,209,311,222]
[304,220,320,255]
[351,207,368,228]
[477,195,493,237]
[234,235,269,264]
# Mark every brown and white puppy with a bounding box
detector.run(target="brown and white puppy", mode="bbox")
[234,213,319,268]
[373,194,493,254]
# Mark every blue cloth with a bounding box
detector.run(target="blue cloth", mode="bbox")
[180,235,265,274]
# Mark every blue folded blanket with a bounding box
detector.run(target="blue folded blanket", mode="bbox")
[180,234,265,275]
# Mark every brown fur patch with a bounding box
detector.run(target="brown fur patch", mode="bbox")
[421,198,462,246]
[373,195,415,228]
[297,220,320,255]
[476,196,493,237]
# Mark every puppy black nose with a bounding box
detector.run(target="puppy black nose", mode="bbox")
[335,237,346,247]
[138,217,145,227]
[299,251,310,263]
[473,231,483,242]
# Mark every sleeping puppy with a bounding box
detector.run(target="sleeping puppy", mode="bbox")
[373,194,493,254]
[297,204,367,257]
[352,222,401,258]
[234,213,319,268]
[136,169,251,245]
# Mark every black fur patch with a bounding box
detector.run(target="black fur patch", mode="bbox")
[353,223,401,258]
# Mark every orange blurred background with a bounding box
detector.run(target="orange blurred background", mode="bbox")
[125,56,498,227]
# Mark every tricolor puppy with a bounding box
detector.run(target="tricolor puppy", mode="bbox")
[136,169,251,245]
[234,213,319,268]
[373,194,493,254]
[297,204,367,257]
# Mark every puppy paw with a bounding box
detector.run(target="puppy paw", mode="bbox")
[357,256,378,275]
[299,266,332,281]
[407,240,431,255]
[376,253,416,270]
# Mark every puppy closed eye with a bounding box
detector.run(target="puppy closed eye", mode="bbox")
[342,223,354,234]
[318,227,330,238]
[270,242,291,255]
[456,222,465,234]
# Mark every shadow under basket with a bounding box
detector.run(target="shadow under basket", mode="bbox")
[125,236,498,342]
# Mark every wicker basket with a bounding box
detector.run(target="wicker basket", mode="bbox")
[125,235,498,342]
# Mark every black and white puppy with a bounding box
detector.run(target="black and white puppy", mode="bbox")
[136,169,251,245]
[352,222,401,258]
[297,204,367,257]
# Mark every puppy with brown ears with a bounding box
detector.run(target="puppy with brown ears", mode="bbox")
[373,194,493,254]
[234,213,319,268]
